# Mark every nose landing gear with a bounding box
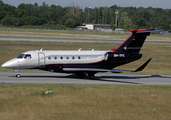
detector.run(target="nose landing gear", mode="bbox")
[16,73,21,78]
[15,69,21,78]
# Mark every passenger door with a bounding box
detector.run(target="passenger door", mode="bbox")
[38,53,45,68]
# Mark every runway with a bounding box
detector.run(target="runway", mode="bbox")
[0,36,171,44]
[0,72,171,85]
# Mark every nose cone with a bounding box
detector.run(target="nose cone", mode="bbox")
[1,59,18,69]
[1,63,7,68]
[1,62,13,68]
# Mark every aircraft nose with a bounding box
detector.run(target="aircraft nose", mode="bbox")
[1,62,9,68]
[1,59,18,69]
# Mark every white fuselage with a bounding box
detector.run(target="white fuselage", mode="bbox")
[1,50,108,69]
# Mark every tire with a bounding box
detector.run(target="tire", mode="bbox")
[16,74,21,78]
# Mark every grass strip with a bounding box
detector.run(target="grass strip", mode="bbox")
[0,84,171,120]
[0,27,171,41]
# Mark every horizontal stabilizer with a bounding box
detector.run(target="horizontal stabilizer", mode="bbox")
[137,30,161,33]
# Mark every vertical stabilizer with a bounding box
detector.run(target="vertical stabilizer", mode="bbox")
[111,28,156,53]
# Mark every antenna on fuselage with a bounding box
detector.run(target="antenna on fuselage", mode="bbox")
[40,48,43,51]
[78,48,81,51]
[92,49,94,51]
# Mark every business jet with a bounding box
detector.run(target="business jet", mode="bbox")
[1,28,158,79]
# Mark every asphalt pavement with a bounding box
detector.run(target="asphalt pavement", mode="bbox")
[1,72,171,85]
[0,36,171,44]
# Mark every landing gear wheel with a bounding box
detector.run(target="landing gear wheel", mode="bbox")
[86,74,95,79]
[90,74,95,79]
[76,72,95,79]
[16,74,21,78]
[15,69,20,78]
[87,74,95,79]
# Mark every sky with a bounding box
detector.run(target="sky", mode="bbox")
[3,0,171,9]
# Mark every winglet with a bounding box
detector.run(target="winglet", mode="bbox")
[134,58,152,72]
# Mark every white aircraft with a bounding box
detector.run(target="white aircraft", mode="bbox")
[1,28,158,79]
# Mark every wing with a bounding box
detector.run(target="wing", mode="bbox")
[63,58,152,73]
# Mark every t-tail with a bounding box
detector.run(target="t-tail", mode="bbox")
[111,28,158,53]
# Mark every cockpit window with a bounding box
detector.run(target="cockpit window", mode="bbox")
[24,54,31,59]
[16,54,25,58]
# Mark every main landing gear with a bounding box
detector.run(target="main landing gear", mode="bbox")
[86,74,95,79]
[15,69,21,78]
[76,72,95,79]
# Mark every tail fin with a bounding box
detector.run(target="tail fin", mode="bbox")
[111,28,157,53]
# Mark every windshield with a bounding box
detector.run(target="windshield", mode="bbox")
[16,54,25,58]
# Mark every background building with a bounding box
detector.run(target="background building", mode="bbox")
[83,24,111,30]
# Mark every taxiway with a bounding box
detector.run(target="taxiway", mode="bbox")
[0,36,171,44]
[0,72,171,85]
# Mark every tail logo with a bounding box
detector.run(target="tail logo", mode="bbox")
[124,46,141,51]
[124,46,127,50]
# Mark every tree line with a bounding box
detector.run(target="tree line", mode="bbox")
[0,1,171,30]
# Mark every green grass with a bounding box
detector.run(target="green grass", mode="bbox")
[0,27,130,40]
[0,84,171,120]
[1,27,171,41]
[0,41,171,74]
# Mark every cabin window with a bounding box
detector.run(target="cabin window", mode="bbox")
[16,54,25,58]
[72,56,75,59]
[66,56,69,60]
[54,56,57,60]
[24,54,31,59]
[60,56,63,60]
[48,56,51,60]
[78,56,81,59]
